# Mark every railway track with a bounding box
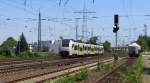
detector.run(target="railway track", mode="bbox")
[0,58,50,66]
[0,55,110,83]
[0,56,99,74]
[96,58,136,83]
[18,58,115,83]
[17,57,127,83]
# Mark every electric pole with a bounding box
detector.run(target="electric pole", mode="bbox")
[38,11,42,52]
[144,24,147,42]
[75,18,80,41]
[91,28,93,37]
[74,0,95,41]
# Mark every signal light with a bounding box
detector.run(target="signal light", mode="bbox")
[114,15,119,24]
[113,14,119,33]
[113,26,119,33]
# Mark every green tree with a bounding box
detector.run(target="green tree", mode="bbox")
[87,36,98,45]
[0,37,17,56]
[103,41,111,52]
[137,35,149,51]
[0,46,11,57]
[147,36,150,49]
[1,37,17,48]
[16,33,29,54]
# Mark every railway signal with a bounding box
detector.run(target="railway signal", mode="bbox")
[113,14,119,60]
[113,26,119,33]
[113,15,119,33]
[113,14,119,47]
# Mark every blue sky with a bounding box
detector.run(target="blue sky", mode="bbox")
[0,0,150,45]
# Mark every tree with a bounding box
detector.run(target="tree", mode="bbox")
[16,33,29,54]
[87,36,98,45]
[0,46,11,57]
[1,37,17,48]
[103,41,111,52]
[0,37,17,56]
[147,36,150,49]
[137,35,149,51]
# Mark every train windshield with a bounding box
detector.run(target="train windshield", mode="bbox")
[62,39,70,47]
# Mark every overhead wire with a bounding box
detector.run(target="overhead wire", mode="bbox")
[0,0,74,28]
[7,0,38,12]
[0,0,36,15]
[64,0,70,6]
[122,0,135,43]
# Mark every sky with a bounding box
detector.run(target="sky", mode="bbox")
[0,0,150,46]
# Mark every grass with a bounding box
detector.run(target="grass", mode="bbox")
[118,56,143,83]
[0,51,60,60]
[46,68,90,83]
[97,61,114,71]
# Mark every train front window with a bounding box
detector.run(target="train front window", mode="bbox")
[62,39,70,47]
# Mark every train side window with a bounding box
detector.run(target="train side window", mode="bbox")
[83,46,85,51]
[85,46,87,50]
[72,44,74,48]
[80,47,82,51]
[84,46,86,50]
[92,48,94,51]
[88,47,90,50]
[74,45,77,50]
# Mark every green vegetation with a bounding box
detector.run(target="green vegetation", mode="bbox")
[0,37,17,57]
[137,35,150,51]
[87,36,98,45]
[0,46,12,57]
[0,52,57,60]
[16,32,29,54]
[128,56,143,83]
[46,68,90,83]
[1,37,17,48]
[74,68,89,81]
[97,61,113,71]
[119,56,143,83]
[0,33,57,59]
[103,41,111,52]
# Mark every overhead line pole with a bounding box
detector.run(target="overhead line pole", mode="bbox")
[74,10,95,41]
[75,18,80,41]
[144,24,147,42]
[38,11,42,52]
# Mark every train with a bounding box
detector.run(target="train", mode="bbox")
[49,39,141,58]
[128,42,141,57]
[59,39,104,57]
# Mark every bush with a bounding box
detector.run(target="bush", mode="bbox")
[118,56,143,83]
[18,52,30,58]
[97,61,113,71]
[74,68,89,81]
[128,56,143,83]
[0,46,12,57]
[55,75,75,83]
[49,68,90,83]
[0,55,7,59]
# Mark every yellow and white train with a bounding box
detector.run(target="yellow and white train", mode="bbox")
[59,39,104,57]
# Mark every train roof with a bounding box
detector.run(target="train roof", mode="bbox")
[62,39,103,46]
[129,43,141,50]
